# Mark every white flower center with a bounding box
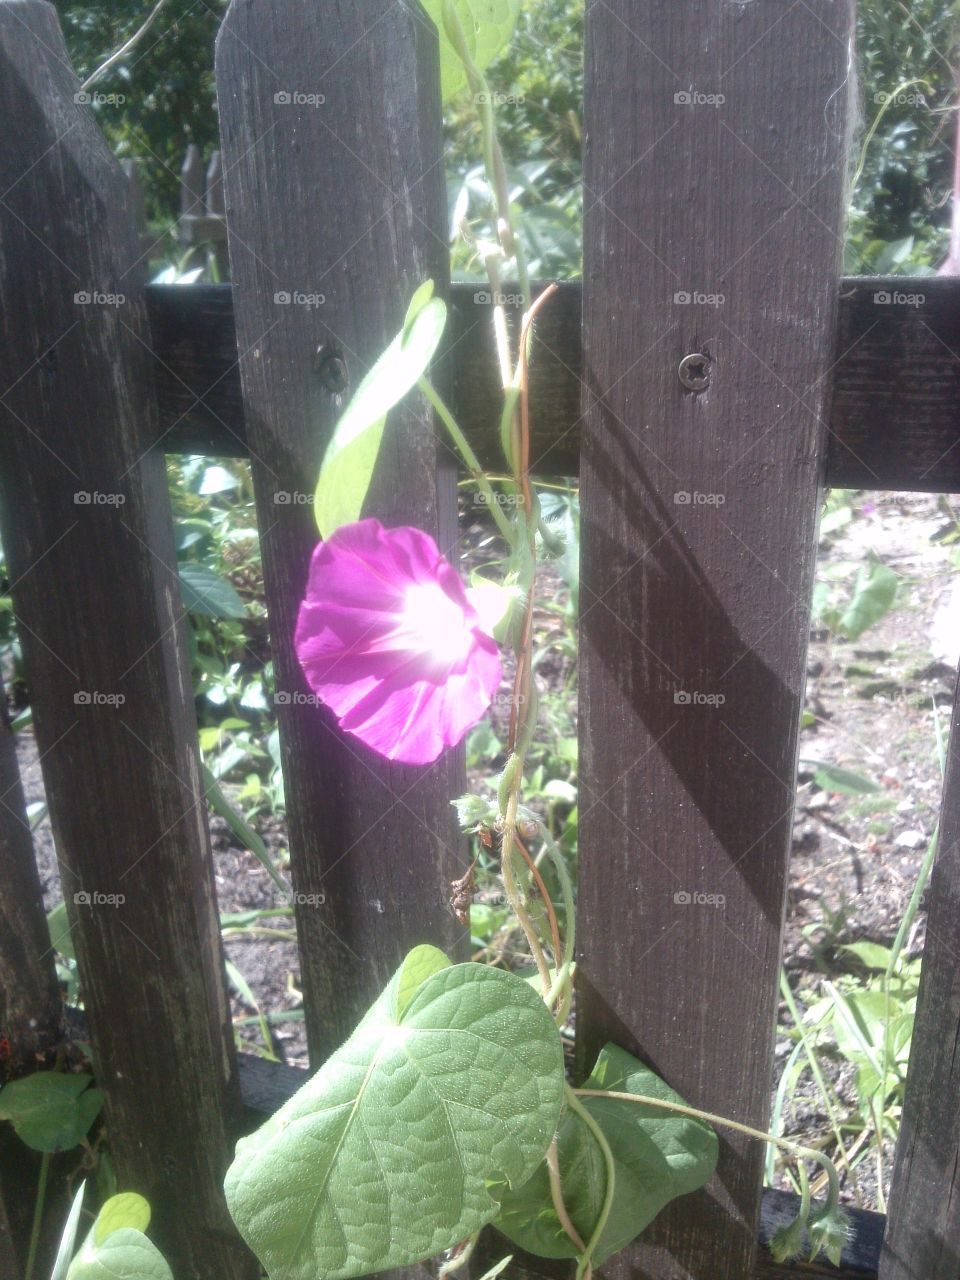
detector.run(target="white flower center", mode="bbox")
[399,581,472,669]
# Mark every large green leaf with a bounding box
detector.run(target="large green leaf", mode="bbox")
[314,289,446,539]
[495,1044,717,1265]
[0,1073,103,1153]
[423,0,521,101]
[225,945,564,1280]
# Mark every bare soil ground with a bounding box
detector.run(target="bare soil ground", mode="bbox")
[22,490,959,1211]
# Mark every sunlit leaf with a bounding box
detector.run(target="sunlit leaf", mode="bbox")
[314,294,446,539]
[225,947,564,1280]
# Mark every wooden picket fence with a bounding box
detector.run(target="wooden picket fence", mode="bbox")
[0,1,958,1278]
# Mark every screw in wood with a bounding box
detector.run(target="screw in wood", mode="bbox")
[678,352,711,392]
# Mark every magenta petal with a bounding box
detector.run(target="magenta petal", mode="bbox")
[294,519,502,764]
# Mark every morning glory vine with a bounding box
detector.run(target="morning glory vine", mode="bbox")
[221,5,849,1277]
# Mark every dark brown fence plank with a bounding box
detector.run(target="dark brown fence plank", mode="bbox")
[576,2,855,1276]
[143,279,960,492]
[216,0,465,1063]
[0,673,61,1074]
[0,7,252,1276]
[880,668,960,1280]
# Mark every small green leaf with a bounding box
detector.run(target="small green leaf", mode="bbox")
[66,1228,173,1280]
[394,944,451,1018]
[0,1073,103,1152]
[804,761,879,795]
[225,951,564,1280]
[495,1044,717,1265]
[425,0,521,101]
[315,294,447,539]
[47,901,76,962]
[94,1193,151,1244]
[839,942,893,972]
[178,564,246,618]
[838,559,897,640]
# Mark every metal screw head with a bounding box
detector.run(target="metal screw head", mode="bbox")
[678,352,711,392]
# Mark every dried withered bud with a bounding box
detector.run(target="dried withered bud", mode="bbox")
[449,861,477,925]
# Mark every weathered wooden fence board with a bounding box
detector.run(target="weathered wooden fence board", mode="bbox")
[0,7,252,1276]
[880,667,960,1280]
[216,0,465,1064]
[140,280,960,492]
[576,2,855,1276]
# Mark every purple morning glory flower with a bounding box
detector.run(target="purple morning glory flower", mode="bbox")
[294,518,502,765]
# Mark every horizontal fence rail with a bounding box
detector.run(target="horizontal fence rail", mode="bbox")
[142,279,960,492]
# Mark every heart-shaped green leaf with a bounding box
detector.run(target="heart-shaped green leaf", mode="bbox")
[314,292,446,539]
[0,1073,103,1153]
[66,1228,173,1280]
[94,1193,151,1243]
[225,945,565,1280]
[495,1044,718,1264]
[423,0,521,101]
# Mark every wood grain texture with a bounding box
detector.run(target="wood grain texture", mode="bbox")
[576,2,856,1276]
[0,7,252,1276]
[0,671,61,1076]
[880,667,960,1280]
[216,0,467,1063]
[142,279,960,491]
